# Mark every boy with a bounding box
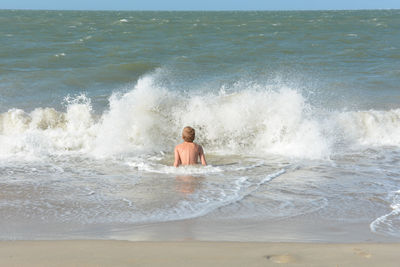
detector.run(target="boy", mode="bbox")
[174,126,207,167]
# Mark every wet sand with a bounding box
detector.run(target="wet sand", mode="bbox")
[1,241,400,266]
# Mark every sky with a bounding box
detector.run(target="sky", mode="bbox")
[1,0,400,11]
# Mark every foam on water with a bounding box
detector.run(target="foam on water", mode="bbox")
[126,161,224,174]
[336,109,400,147]
[1,74,400,164]
[0,74,324,161]
[370,190,400,237]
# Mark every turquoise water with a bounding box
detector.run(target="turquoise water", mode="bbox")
[1,10,400,241]
[1,10,399,111]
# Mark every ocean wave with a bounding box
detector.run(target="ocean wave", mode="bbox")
[336,109,400,147]
[1,73,400,161]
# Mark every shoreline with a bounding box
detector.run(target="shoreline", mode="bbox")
[1,240,400,266]
[3,216,399,243]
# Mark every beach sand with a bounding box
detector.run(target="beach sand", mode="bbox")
[1,241,399,266]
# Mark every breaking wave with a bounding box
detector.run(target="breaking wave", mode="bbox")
[1,73,400,161]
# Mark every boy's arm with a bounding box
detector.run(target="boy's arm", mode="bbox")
[174,146,181,167]
[199,146,207,166]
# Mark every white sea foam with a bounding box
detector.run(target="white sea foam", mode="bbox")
[126,160,223,174]
[336,109,400,147]
[1,74,400,162]
[54,53,66,57]
[370,190,400,237]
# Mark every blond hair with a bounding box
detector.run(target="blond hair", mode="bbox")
[182,126,195,142]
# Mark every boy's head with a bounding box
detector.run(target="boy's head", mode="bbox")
[182,126,195,142]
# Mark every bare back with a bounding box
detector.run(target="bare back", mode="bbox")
[174,142,207,167]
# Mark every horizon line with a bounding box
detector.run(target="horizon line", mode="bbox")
[1,8,399,12]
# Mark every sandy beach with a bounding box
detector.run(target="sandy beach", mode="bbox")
[1,241,400,266]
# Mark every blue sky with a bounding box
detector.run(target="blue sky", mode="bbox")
[1,0,400,11]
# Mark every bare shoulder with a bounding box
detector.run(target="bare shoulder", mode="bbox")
[174,144,181,151]
[194,142,203,151]
[175,143,185,150]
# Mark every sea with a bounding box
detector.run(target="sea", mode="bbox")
[1,9,400,242]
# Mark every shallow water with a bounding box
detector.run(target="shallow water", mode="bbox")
[1,10,400,241]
